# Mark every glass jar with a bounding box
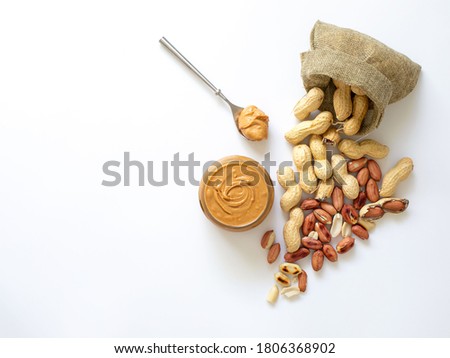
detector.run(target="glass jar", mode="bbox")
[198,155,274,231]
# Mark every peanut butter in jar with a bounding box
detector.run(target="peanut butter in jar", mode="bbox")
[198,156,274,231]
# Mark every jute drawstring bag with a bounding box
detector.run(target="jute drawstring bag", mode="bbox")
[301,21,421,135]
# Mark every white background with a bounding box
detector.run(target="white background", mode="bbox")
[0,0,449,338]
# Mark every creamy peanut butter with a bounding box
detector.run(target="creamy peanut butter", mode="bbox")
[199,156,274,231]
[237,105,269,141]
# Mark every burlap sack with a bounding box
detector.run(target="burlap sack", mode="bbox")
[301,21,421,135]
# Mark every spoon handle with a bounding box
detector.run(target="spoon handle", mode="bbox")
[159,37,229,103]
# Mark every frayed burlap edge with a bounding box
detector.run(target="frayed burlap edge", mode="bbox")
[301,49,392,135]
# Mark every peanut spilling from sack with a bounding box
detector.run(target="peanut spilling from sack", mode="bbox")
[265,79,414,305]
[293,87,324,120]
[333,79,352,121]
[342,95,369,136]
[285,111,332,145]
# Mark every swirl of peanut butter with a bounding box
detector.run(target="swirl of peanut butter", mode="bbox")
[237,105,269,141]
[214,173,255,215]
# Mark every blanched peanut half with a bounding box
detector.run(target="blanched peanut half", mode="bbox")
[341,222,352,237]
[275,272,291,287]
[266,285,279,304]
[280,262,302,276]
[280,286,301,298]
[330,213,343,238]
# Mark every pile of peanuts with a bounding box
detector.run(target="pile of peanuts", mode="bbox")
[263,80,414,304]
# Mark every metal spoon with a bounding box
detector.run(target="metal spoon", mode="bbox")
[159,37,245,135]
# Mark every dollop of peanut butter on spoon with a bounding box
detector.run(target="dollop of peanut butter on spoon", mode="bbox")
[236,105,269,141]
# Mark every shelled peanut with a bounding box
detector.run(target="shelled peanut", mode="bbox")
[261,230,280,264]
